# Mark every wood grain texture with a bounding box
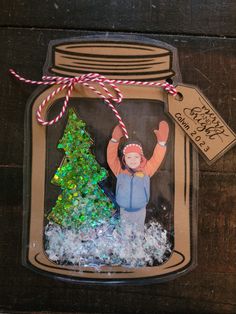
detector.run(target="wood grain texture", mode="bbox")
[0,167,22,206]
[0,29,235,171]
[0,0,236,37]
[0,171,235,313]
[0,1,236,311]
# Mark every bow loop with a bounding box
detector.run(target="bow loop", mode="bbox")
[10,68,178,140]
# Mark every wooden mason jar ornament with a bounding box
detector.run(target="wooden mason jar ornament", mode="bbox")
[16,36,200,284]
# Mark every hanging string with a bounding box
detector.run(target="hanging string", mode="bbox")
[9,69,177,139]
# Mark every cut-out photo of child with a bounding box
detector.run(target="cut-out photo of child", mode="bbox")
[107,121,169,233]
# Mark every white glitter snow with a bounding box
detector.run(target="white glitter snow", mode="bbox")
[45,218,172,269]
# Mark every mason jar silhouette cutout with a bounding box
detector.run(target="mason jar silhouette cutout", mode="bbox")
[23,35,198,283]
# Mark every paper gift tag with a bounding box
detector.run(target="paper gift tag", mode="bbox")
[167,85,236,164]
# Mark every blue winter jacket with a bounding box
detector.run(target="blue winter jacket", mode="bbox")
[116,173,150,211]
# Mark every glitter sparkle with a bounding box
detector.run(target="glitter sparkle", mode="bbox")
[47,109,114,229]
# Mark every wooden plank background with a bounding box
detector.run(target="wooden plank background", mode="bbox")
[0,1,235,313]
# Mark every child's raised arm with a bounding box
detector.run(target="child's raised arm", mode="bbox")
[145,121,169,177]
[107,125,124,176]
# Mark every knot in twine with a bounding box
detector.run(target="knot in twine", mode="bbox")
[10,69,177,139]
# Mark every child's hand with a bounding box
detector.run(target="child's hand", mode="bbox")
[154,121,169,144]
[112,125,124,141]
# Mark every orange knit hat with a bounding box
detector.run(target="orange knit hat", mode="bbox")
[123,143,144,155]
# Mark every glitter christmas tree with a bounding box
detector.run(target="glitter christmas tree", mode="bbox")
[47,109,114,229]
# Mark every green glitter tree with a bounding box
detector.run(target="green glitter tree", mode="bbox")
[47,109,114,229]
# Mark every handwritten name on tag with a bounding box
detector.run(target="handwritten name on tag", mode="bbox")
[167,85,236,164]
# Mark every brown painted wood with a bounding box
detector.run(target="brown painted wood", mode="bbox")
[1,0,236,37]
[0,167,22,206]
[1,29,236,172]
[0,171,235,312]
[198,173,236,273]
[0,2,236,311]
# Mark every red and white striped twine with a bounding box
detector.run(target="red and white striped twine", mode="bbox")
[9,69,177,139]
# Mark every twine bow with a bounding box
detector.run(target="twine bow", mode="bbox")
[10,69,178,139]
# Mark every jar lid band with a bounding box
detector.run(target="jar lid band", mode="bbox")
[50,42,175,81]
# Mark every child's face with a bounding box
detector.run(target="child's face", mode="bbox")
[124,152,141,169]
